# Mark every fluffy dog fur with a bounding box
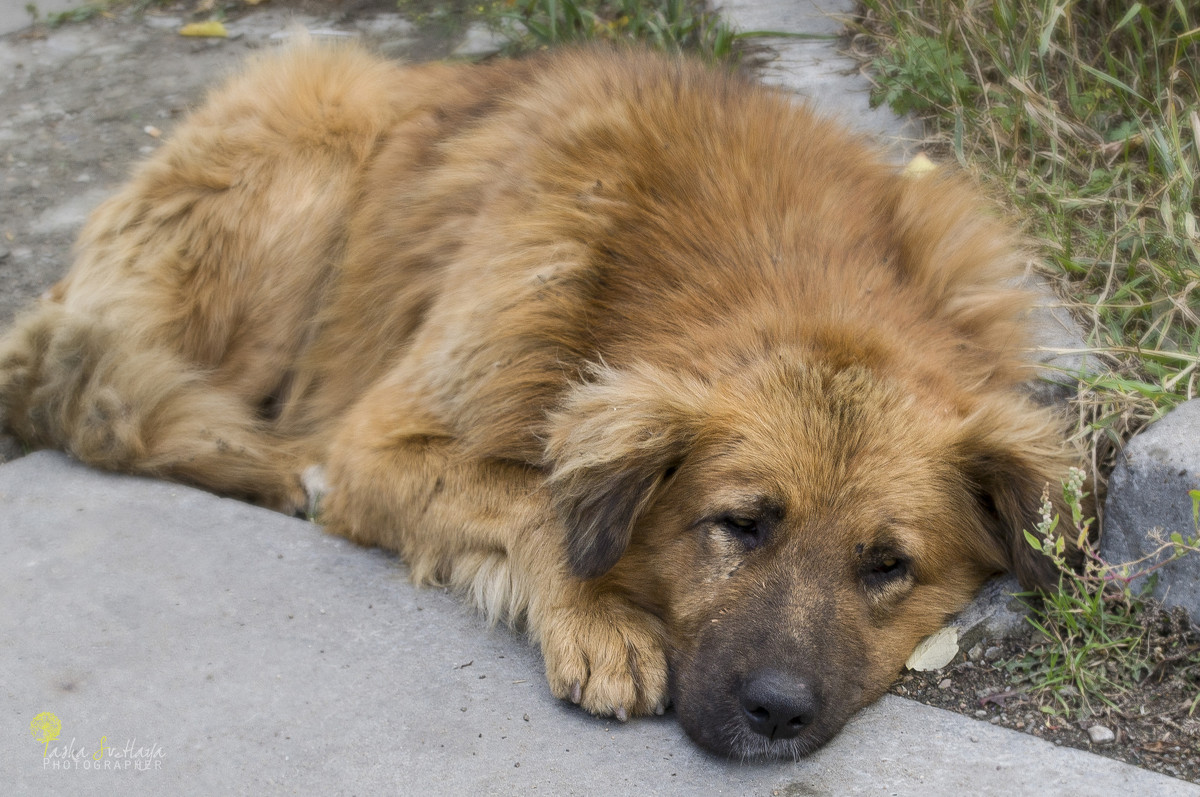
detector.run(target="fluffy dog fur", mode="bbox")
[0,43,1076,758]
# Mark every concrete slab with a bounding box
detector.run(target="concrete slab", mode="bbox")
[3,451,1198,795]
[721,0,919,151]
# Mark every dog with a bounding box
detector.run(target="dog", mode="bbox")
[0,42,1076,758]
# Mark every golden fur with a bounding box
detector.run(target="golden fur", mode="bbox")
[0,43,1076,758]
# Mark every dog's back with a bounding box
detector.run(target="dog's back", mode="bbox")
[0,43,1029,505]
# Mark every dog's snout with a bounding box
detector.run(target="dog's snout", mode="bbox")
[738,670,819,740]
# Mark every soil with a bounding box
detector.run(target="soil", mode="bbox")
[892,600,1200,784]
[4,1,1200,786]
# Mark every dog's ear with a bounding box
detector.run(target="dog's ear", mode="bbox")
[545,365,708,579]
[955,402,1084,592]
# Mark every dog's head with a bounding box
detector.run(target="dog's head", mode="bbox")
[546,357,1074,758]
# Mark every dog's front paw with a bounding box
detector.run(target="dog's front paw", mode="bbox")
[538,590,670,721]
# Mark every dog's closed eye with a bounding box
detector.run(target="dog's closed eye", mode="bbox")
[860,551,912,591]
[717,515,768,550]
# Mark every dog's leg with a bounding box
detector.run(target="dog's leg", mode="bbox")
[0,303,305,512]
[319,381,670,719]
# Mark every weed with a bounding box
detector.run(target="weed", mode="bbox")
[1014,469,1200,717]
[870,32,976,114]
[498,0,748,60]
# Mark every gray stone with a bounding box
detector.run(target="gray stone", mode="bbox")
[1102,399,1200,618]
[1088,725,1116,745]
[950,575,1032,649]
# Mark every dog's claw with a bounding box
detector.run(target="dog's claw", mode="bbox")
[615,706,629,722]
[570,680,582,704]
[654,700,666,716]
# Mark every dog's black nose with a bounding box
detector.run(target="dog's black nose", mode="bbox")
[738,670,819,740]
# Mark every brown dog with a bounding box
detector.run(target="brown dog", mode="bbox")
[0,42,1075,758]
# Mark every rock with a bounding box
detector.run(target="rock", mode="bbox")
[912,575,1033,669]
[1088,725,1116,745]
[952,575,1032,649]
[1101,399,1200,618]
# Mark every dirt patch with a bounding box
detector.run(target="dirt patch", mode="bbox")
[892,601,1200,784]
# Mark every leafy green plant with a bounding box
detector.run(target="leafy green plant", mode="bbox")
[871,33,977,114]
[1015,470,1200,716]
[500,0,743,60]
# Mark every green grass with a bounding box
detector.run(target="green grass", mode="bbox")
[493,0,796,61]
[855,0,1199,479]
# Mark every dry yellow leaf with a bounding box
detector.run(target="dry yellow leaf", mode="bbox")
[905,625,960,671]
[179,20,228,38]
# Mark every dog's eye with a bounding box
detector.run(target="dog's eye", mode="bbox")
[718,516,766,550]
[862,555,910,589]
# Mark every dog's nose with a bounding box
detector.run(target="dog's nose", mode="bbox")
[738,670,819,740]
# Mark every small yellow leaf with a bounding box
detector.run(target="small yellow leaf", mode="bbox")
[179,20,228,38]
[902,153,937,179]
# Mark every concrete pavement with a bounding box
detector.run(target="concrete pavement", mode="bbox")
[4,451,1198,795]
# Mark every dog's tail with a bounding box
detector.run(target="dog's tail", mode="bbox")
[0,302,303,510]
